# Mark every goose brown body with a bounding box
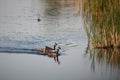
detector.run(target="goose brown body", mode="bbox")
[45,43,57,53]
[34,43,58,55]
[48,47,61,57]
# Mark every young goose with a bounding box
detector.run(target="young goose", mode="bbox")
[34,48,46,54]
[45,43,57,53]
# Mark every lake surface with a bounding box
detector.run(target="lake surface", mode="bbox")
[0,0,120,80]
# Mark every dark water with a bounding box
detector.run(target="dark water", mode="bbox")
[0,0,120,80]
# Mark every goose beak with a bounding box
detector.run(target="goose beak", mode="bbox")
[55,43,57,46]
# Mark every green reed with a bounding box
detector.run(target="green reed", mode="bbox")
[82,0,120,48]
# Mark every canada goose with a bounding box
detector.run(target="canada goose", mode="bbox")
[48,47,61,57]
[48,47,61,64]
[34,43,58,55]
[45,43,57,53]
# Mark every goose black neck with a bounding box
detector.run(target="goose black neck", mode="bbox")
[56,49,60,55]
[53,45,56,50]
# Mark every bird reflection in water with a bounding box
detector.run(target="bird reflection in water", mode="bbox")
[48,53,60,64]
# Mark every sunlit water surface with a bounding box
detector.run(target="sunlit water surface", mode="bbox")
[0,0,120,80]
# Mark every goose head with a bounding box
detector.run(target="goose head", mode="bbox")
[56,46,61,54]
[53,43,57,50]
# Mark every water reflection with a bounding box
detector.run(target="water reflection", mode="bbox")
[44,0,76,16]
[0,46,61,64]
[50,54,60,64]
[85,43,120,72]
[44,0,61,16]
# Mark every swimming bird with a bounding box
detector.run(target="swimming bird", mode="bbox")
[45,43,57,53]
[37,18,41,22]
[34,43,58,55]
[48,47,61,57]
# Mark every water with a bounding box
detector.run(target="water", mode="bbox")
[0,0,120,80]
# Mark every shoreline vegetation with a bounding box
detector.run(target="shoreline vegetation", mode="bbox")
[81,0,120,48]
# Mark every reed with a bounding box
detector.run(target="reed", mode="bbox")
[82,0,120,48]
[85,44,120,70]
